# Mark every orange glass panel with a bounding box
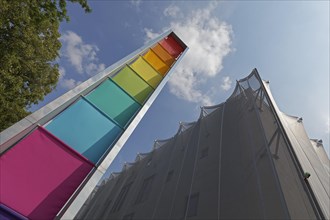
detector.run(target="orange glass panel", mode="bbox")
[152,44,175,67]
[143,50,169,76]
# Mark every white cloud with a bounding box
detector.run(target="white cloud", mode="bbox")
[145,3,232,105]
[130,0,142,10]
[61,31,105,76]
[326,116,330,134]
[57,66,82,90]
[60,78,82,90]
[144,28,161,42]
[58,67,66,80]
[221,76,232,91]
[163,5,181,18]
[85,63,106,76]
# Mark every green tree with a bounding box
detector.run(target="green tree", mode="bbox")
[0,0,91,132]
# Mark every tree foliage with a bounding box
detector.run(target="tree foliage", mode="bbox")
[0,0,91,132]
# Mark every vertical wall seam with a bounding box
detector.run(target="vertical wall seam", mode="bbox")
[184,120,203,219]
[251,90,291,219]
[243,106,266,218]
[150,134,180,219]
[168,124,196,219]
[217,103,226,220]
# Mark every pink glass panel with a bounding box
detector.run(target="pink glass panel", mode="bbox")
[0,127,93,219]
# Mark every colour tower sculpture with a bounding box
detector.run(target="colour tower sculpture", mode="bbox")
[0,30,188,220]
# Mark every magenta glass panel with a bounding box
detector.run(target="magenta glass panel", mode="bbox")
[0,127,93,220]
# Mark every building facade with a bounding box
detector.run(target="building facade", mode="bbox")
[0,31,188,220]
[77,69,329,220]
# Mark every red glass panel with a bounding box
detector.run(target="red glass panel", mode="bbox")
[159,34,184,58]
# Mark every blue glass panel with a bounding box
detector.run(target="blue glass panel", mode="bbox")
[45,99,122,164]
[0,204,27,220]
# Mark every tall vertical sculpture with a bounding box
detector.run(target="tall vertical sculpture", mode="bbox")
[0,30,188,220]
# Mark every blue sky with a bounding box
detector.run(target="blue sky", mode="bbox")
[31,1,329,176]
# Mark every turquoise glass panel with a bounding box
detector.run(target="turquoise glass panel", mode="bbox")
[86,79,140,128]
[45,99,122,164]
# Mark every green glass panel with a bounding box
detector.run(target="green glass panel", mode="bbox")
[112,66,154,105]
[86,79,141,128]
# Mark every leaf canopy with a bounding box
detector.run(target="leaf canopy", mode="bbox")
[0,0,90,131]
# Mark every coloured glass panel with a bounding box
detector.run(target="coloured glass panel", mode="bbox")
[45,99,122,164]
[143,50,169,76]
[159,35,184,58]
[0,127,93,220]
[86,79,140,128]
[112,66,154,105]
[152,44,175,66]
[130,57,163,89]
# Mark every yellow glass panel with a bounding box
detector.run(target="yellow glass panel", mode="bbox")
[130,57,163,89]
[152,44,175,67]
[143,50,169,76]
